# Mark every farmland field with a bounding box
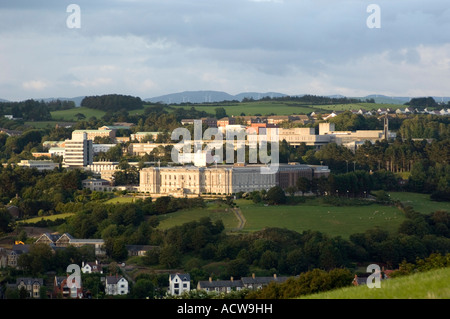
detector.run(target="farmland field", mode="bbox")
[156,201,238,231]
[46,100,402,122]
[50,107,106,121]
[236,199,404,238]
[168,101,400,116]
[388,191,450,214]
[155,197,406,238]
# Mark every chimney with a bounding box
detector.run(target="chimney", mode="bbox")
[230,276,233,282]
[209,277,212,283]
[273,274,277,279]
[252,273,255,279]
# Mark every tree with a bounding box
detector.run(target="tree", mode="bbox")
[296,177,311,196]
[266,186,286,205]
[131,279,155,299]
[215,107,227,119]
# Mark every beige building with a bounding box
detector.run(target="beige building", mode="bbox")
[278,127,330,147]
[139,163,324,196]
[72,129,115,141]
[140,164,278,195]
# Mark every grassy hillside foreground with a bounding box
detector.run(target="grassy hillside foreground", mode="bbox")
[301,267,450,299]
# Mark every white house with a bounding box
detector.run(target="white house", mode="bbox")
[105,276,128,296]
[168,273,190,296]
[81,261,103,274]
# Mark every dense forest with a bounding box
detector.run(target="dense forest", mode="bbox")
[80,94,143,112]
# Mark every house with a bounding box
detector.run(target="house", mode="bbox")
[0,128,22,136]
[54,275,83,299]
[81,260,103,274]
[35,232,106,256]
[16,278,44,299]
[197,277,244,294]
[241,274,288,290]
[82,178,113,191]
[7,244,30,268]
[125,245,158,257]
[105,276,129,295]
[168,273,191,296]
[217,117,236,127]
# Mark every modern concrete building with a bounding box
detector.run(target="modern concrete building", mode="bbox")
[72,129,115,141]
[63,132,93,168]
[17,160,59,171]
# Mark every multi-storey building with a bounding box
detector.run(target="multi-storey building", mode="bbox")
[72,129,115,141]
[139,163,327,196]
[63,132,93,168]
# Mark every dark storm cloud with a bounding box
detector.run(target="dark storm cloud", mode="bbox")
[1,0,450,99]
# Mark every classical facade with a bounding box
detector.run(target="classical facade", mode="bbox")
[139,163,326,196]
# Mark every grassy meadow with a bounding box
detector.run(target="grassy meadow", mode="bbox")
[154,197,406,238]
[236,198,404,238]
[301,267,450,299]
[156,200,238,230]
[169,101,398,116]
[50,107,106,121]
[388,191,450,214]
[45,100,404,122]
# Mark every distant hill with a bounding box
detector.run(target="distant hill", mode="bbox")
[40,96,85,107]
[0,96,85,106]
[3,92,450,107]
[145,90,288,104]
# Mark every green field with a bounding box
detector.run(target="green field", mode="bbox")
[46,100,402,122]
[388,192,450,214]
[154,197,406,238]
[19,213,75,224]
[236,199,404,238]
[301,267,450,299]
[51,107,106,121]
[169,101,400,116]
[157,201,238,230]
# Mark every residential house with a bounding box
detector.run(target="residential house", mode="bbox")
[7,244,30,268]
[126,245,158,257]
[105,276,129,296]
[168,273,191,296]
[197,277,244,294]
[196,274,289,294]
[217,117,236,127]
[35,232,106,256]
[54,275,83,299]
[81,260,103,274]
[82,178,113,192]
[241,274,288,290]
[16,278,44,299]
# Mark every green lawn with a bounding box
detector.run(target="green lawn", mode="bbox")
[301,267,450,299]
[154,197,405,238]
[51,107,106,121]
[19,213,75,224]
[388,192,450,214]
[169,102,402,116]
[157,201,238,231]
[236,199,404,238]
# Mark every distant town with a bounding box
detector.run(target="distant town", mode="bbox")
[0,94,449,299]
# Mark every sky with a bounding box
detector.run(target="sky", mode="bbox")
[1,0,450,101]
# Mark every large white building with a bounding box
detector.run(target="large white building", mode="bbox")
[139,163,326,196]
[63,132,94,168]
